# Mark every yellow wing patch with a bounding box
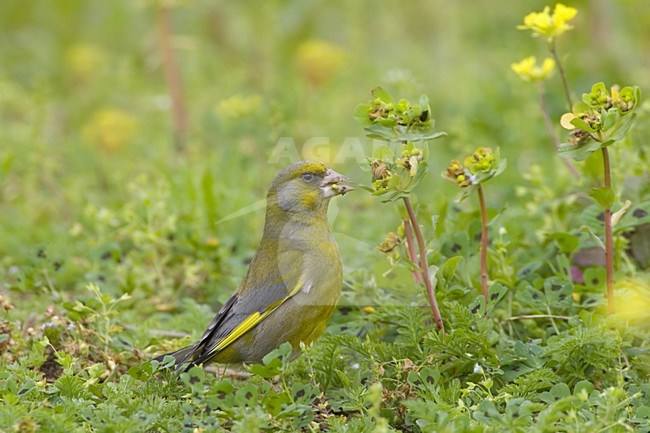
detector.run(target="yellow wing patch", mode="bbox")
[208,278,306,357]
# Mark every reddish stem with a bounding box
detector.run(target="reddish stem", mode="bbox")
[477,185,489,303]
[549,40,573,111]
[157,4,187,154]
[602,147,615,314]
[403,219,424,285]
[403,197,445,332]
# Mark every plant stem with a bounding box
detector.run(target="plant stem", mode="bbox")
[157,4,187,154]
[506,314,571,321]
[549,40,573,111]
[403,219,424,285]
[403,197,445,332]
[477,185,489,303]
[602,147,615,314]
[536,83,580,179]
[546,305,560,335]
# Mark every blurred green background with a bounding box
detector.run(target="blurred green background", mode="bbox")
[1,0,649,306]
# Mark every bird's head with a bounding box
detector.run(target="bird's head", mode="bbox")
[268,161,353,216]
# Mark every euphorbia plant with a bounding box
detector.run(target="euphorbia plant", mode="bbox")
[513,2,580,178]
[443,147,506,304]
[355,88,446,331]
[559,82,642,313]
[515,3,643,315]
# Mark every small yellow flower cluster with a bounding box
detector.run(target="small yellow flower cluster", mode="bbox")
[517,3,578,40]
[560,83,641,147]
[369,143,426,193]
[367,97,430,128]
[465,147,497,175]
[444,159,471,188]
[378,231,400,253]
[584,85,638,113]
[370,159,393,193]
[511,56,555,82]
[398,147,423,177]
[444,147,498,188]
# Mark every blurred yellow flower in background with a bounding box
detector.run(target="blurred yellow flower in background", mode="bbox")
[517,3,578,40]
[295,40,345,87]
[66,43,107,82]
[82,108,138,153]
[614,278,650,324]
[215,94,262,120]
[511,56,555,82]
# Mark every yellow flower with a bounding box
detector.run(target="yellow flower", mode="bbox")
[511,56,555,82]
[82,108,138,153]
[614,278,650,324]
[215,94,262,120]
[464,147,496,174]
[66,43,107,82]
[444,159,471,188]
[204,237,220,248]
[517,3,578,40]
[296,40,345,86]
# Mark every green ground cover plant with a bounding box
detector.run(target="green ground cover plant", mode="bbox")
[1,1,650,432]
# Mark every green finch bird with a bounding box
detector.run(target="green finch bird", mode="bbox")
[156,161,353,369]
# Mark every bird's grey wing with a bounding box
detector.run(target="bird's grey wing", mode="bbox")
[181,281,289,366]
[180,249,307,367]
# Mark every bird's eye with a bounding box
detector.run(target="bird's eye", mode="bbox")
[302,173,315,182]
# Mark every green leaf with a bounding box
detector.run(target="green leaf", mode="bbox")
[569,117,596,133]
[335,369,351,389]
[181,366,206,393]
[547,232,579,254]
[363,122,397,141]
[372,86,393,103]
[484,283,508,316]
[582,82,608,108]
[604,112,637,142]
[441,256,463,281]
[539,382,571,404]
[558,139,601,161]
[353,103,373,126]
[457,183,479,202]
[371,143,395,159]
[610,200,632,227]
[248,359,282,378]
[473,400,501,424]
[601,108,619,131]
[614,201,650,232]
[201,168,218,225]
[588,187,615,209]
[396,130,446,142]
[543,277,572,306]
[493,157,507,178]
[516,261,542,280]
[573,380,594,396]
[580,225,605,250]
[572,100,591,114]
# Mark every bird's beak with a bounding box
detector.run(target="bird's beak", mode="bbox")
[321,168,354,198]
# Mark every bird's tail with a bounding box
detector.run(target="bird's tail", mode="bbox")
[154,345,196,371]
